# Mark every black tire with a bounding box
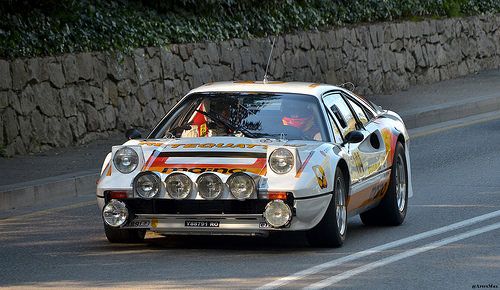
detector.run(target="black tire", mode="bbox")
[104,223,146,243]
[360,141,408,226]
[306,169,347,248]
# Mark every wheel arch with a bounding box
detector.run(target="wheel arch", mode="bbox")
[397,133,405,147]
[336,158,350,201]
[395,131,413,198]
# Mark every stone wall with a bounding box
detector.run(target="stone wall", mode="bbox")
[1,14,500,156]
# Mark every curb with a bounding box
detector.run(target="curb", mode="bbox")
[0,171,98,211]
[2,93,500,212]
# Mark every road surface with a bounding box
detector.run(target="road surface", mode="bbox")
[0,119,499,289]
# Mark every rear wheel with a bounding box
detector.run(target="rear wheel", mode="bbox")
[306,169,347,247]
[360,141,408,226]
[104,223,146,243]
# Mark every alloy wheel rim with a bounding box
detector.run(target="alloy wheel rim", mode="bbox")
[395,154,407,212]
[335,177,347,236]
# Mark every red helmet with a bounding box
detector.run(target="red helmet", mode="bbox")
[282,116,312,129]
[281,101,313,129]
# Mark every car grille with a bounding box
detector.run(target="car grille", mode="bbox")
[123,199,269,215]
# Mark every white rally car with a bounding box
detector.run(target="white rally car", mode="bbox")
[97,81,412,247]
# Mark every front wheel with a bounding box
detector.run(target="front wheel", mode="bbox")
[360,141,408,226]
[306,169,347,247]
[104,223,146,243]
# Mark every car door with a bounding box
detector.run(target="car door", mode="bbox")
[322,92,388,212]
[322,93,365,181]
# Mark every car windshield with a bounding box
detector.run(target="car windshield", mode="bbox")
[150,92,330,142]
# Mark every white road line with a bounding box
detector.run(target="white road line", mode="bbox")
[256,209,500,290]
[409,109,500,138]
[306,222,500,289]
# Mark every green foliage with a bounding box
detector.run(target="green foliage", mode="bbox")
[443,0,466,17]
[0,0,499,58]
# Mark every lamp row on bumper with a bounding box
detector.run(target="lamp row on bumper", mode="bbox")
[133,171,257,201]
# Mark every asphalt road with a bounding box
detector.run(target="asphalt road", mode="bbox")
[1,119,499,289]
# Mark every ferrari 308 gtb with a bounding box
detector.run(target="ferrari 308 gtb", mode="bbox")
[97,81,412,247]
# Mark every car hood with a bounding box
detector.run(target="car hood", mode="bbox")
[122,137,323,175]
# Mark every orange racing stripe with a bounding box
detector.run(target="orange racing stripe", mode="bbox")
[295,151,315,178]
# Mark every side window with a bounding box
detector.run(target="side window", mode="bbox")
[323,93,357,136]
[325,112,342,143]
[347,99,369,125]
[363,106,375,120]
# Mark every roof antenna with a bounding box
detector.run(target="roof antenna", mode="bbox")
[338,82,356,92]
[263,37,277,84]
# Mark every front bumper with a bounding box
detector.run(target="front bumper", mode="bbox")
[97,193,332,236]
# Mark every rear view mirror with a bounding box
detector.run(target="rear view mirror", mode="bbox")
[125,128,142,140]
[341,130,364,146]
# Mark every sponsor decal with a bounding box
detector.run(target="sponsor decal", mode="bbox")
[139,141,165,147]
[143,150,267,175]
[139,141,305,150]
[162,167,248,174]
[106,164,112,176]
[313,165,328,189]
[97,162,112,184]
[381,128,397,164]
[128,220,151,228]
[156,151,266,158]
[199,123,208,137]
[139,142,268,150]
[295,151,315,178]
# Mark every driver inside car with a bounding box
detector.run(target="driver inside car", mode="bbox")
[281,101,322,141]
[181,102,233,137]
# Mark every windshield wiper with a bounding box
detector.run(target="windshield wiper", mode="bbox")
[164,123,192,138]
[252,133,288,140]
[195,109,256,138]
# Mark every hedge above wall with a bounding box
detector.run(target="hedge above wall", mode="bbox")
[1,0,500,59]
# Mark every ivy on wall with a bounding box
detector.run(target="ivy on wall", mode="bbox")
[0,0,499,58]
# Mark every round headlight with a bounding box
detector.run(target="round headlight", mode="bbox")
[113,147,139,174]
[197,173,223,200]
[134,172,161,199]
[165,173,192,199]
[227,173,256,200]
[102,200,129,227]
[269,148,294,174]
[264,200,292,228]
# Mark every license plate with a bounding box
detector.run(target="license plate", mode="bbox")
[185,221,220,228]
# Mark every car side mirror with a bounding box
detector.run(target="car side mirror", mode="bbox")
[125,128,142,140]
[341,130,364,146]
